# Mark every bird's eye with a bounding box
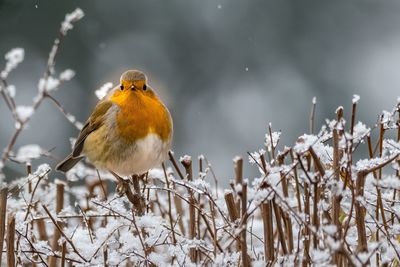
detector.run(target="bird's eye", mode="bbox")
[120,85,124,90]
[143,84,147,91]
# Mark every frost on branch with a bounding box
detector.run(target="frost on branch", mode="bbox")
[312,96,317,104]
[59,69,75,81]
[60,8,85,35]
[15,105,34,121]
[352,94,360,104]
[265,130,281,152]
[0,47,24,79]
[0,7,83,183]
[6,84,16,98]
[293,134,318,153]
[38,76,60,93]
[3,96,400,266]
[351,121,370,143]
[2,6,400,266]
[95,82,113,99]
[15,144,44,163]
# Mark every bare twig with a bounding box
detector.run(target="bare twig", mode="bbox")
[0,187,8,267]
[162,162,177,244]
[7,213,15,267]
[261,202,274,263]
[42,204,88,263]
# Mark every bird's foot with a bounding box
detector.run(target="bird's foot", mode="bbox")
[109,170,128,196]
[109,171,145,215]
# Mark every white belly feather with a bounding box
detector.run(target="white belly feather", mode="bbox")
[84,127,171,176]
[110,133,170,176]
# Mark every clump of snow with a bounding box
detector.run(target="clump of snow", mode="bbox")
[310,249,330,263]
[1,48,24,78]
[312,96,317,104]
[59,69,75,81]
[335,106,344,114]
[6,85,16,98]
[15,144,43,162]
[252,188,274,206]
[352,94,360,104]
[38,76,60,92]
[191,178,211,192]
[375,175,400,190]
[61,8,85,35]
[95,82,113,99]
[233,155,242,163]
[381,110,394,129]
[33,163,51,177]
[66,113,83,129]
[293,134,318,154]
[234,183,242,193]
[355,157,387,172]
[179,155,192,162]
[322,224,337,235]
[248,149,266,165]
[148,168,165,180]
[384,139,400,155]
[265,131,281,151]
[16,105,34,121]
[214,252,240,266]
[351,121,370,143]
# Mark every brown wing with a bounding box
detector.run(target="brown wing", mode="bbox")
[72,100,114,157]
[55,153,84,172]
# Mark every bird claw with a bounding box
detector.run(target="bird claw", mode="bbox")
[109,170,146,215]
[116,181,127,196]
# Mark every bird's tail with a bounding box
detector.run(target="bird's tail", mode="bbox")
[56,153,83,172]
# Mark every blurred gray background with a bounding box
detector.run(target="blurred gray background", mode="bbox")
[1,0,399,182]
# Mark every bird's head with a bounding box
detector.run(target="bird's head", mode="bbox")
[120,70,148,92]
[110,69,159,108]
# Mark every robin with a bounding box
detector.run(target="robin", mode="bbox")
[56,70,173,178]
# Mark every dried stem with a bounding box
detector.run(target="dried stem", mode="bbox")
[239,182,249,267]
[61,241,66,267]
[273,201,288,255]
[42,204,88,263]
[0,187,8,267]
[224,192,239,223]
[332,128,342,265]
[131,174,146,215]
[181,157,197,262]
[49,182,65,267]
[310,97,317,134]
[162,162,177,244]
[168,151,185,179]
[261,202,274,263]
[7,213,15,267]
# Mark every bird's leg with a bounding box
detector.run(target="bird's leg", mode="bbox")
[109,170,128,196]
[109,171,144,213]
[130,174,146,215]
[108,171,145,215]
[130,174,141,195]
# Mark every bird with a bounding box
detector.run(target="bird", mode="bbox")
[56,70,173,178]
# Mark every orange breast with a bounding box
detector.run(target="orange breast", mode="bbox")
[110,90,172,143]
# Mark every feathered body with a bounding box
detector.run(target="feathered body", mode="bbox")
[56,70,173,176]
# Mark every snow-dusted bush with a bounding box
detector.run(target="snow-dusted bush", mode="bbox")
[1,7,400,267]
